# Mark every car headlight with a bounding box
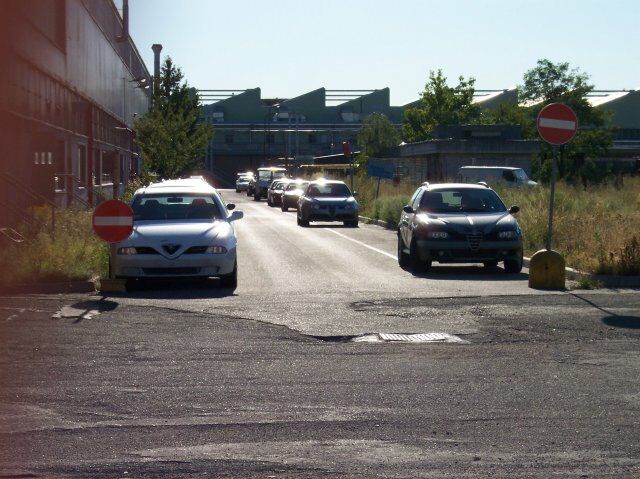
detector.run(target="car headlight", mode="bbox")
[498,230,518,240]
[313,204,322,210]
[345,202,357,210]
[427,231,449,239]
[117,247,137,255]
[205,246,228,254]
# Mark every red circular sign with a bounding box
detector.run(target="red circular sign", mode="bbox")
[537,103,578,145]
[92,199,134,243]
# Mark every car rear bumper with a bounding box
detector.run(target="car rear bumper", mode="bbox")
[114,248,236,278]
[416,239,522,263]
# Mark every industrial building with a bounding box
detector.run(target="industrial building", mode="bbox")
[199,87,403,186]
[0,0,152,228]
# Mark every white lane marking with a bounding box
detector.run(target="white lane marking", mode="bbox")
[325,228,397,260]
[539,117,576,130]
[94,216,133,226]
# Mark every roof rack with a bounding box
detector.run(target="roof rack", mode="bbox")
[477,181,489,188]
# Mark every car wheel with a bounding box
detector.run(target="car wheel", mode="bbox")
[504,253,523,274]
[254,192,261,201]
[219,262,237,290]
[397,234,410,269]
[281,203,288,212]
[267,196,273,206]
[484,261,498,268]
[410,239,431,273]
[344,220,358,227]
[297,215,309,227]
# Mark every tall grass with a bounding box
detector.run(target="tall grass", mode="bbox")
[350,173,640,275]
[0,208,108,285]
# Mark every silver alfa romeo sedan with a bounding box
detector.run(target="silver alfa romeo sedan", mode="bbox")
[113,177,243,288]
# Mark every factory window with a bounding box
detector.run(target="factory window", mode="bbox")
[77,145,86,185]
[225,133,234,144]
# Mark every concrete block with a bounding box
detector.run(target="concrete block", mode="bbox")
[529,249,566,290]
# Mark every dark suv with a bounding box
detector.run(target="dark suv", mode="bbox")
[397,183,523,273]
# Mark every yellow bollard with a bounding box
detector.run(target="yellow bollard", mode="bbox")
[528,249,566,290]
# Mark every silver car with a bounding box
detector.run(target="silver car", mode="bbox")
[113,178,243,288]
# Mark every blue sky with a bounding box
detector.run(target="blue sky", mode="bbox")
[120,0,639,105]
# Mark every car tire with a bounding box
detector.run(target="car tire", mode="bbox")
[281,203,288,212]
[397,234,410,269]
[344,220,358,227]
[410,239,431,273]
[297,215,309,227]
[267,197,273,206]
[504,253,523,274]
[254,192,261,201]
[484,261,498,268]
[219,262,237,290]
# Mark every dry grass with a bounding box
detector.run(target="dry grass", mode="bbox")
[0,208,109,285]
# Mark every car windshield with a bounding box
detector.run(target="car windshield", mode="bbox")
[132,194,223,221]
[419,189,506,214]
[287,182,308,191]
[258,170,286,181]
[307,183,351,197]
[514,169,528,180]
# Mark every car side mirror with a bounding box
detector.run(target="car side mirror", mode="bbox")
[353,191,358,197]
[226,203,236,211]
[229,210,243,222]
[403,205,414,214]
[509,205,520,214]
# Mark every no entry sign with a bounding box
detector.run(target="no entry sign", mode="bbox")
[92,199,134,243]
[537,103,578,145]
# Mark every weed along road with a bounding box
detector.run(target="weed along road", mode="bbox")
[1,189,640,478]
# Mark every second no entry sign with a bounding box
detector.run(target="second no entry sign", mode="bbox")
[537,103,578,145]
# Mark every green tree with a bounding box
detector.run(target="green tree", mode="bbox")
[357,113,400,157]
[519,59,614,184]
[134,57,213,179]
[403,70,480,142]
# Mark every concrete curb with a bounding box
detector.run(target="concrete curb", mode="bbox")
[359,215,640,288]
[0,280,97,296]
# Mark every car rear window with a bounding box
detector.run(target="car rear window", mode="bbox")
[132,194,223,221]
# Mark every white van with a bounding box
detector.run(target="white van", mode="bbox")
[457,166,537,188]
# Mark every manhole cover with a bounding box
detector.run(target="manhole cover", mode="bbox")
[352,332,469,344]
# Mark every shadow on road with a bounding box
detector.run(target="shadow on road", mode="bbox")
[571,293,640,329]
[112,278,237,300]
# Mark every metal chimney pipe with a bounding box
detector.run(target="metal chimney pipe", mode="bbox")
[151,44,163,98]
[122,0,129,39]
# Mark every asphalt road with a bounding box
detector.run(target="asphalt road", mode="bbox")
[1,189,639,478]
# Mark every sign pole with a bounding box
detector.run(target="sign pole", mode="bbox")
[350,152,354,191]
[546,146,558,251]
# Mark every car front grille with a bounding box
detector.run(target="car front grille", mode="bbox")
[135,247,159,254]
[467,233,483,251]
[142,267,201,275]
[184,246,208,254]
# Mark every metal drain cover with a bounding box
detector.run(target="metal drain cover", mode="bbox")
[352,332,468,344]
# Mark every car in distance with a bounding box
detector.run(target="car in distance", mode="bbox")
[113,177,243,288]
[397,182,523,273]
[281,179,309,212]
[297,180,359,227]
[267,178,292,207]
[253,166,288,201]
[457,166,537,188]
[235,174,252,192]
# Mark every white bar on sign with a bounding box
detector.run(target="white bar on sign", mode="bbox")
[539,118,576,130]
[94,216,133,226]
